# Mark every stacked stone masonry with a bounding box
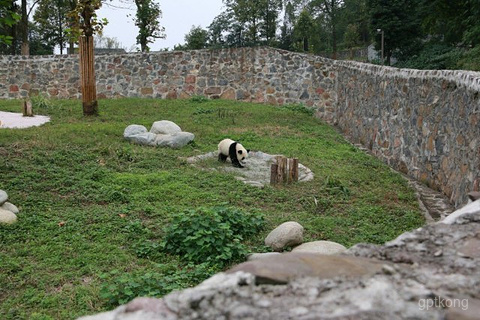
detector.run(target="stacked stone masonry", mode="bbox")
[1,47,479,206]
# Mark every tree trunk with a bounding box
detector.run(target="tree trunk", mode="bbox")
[79,36,98,116]
[21,0,29,55]
[331,0,337,59]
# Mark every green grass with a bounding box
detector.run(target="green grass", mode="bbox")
[0,97,423,319]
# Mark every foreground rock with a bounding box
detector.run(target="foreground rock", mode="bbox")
[78,200,480,320]
[0,189,7,205]
[292,240,347,255]
[0,208,17,224]
[124,121,194,149]
[264,221,304,252]
[0,190,19,225]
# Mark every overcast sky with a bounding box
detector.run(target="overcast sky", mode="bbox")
[97,0,225,51]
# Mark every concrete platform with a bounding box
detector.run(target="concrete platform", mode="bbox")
[0,111,50,129]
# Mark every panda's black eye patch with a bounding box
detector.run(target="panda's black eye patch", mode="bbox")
[238,150,243,154]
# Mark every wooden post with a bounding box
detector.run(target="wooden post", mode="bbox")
[23,100,33,117]
[275,156,287,183]
[288,158,299,182]
[79,36,98,116]
[271,157,300,185]
[270,163,278,185]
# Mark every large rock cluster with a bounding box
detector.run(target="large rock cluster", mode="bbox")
[124,120,194,149]
[0,189,19,224]
[79,199,480,320]
[259,221,347,256]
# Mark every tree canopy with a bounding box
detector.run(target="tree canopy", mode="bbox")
[1,0,479,70]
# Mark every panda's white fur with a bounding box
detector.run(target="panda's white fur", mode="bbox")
[218,138,249,168]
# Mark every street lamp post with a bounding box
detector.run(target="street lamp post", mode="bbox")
[377,28,384,65]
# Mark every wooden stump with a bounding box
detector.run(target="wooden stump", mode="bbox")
[270,156,299,185]
[270,163,278,185]
[23,100,33,117]
[288,158,299,183]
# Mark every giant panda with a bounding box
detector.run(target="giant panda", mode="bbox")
[218,138,249,168]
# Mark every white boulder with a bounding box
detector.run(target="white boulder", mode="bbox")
[1,202,19,214]
[0,208,17,225]
[150,120,182,135]
[123,124,147,138]
[265,221,304,252]
[126,132,157,146]
[0,189,7,205]
[292,241,347,255]
[155,132,195,149]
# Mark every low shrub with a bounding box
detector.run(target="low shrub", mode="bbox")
[162,206,264,266]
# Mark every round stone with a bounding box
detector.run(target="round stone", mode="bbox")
[0,208,17,224]
[1,202,19,214]
[123,124,147,138]
[265,221,304,252]
[0,190,7,205]
[150,120,182,135]
[292,241,347,255]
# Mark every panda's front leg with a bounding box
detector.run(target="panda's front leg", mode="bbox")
[218,153,228,162]
[232,159,244,168]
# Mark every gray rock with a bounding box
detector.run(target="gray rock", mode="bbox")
[0,208,17,224]
[1,202,19,214]
[155,132,194,149]
[292,240,347,255]
[265,221,304,252]
[247,252,282,261]
[440,199,480,224]
[150,120,182,135]
[0,189,7,205]
[124,124,147,138]
[227,252,386,284]
[126,132,157,146]
[78,297,176,320]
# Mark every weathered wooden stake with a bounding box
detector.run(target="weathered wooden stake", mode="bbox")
[276,156,287,183]
[271,156,299,185]
[23,100,33,117]
[79,36,98,116]
[288,158,299,182]
[270,163,278,185]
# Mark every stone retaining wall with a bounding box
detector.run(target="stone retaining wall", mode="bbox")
[1,47,479,206]
[334,61,480,207]
[0,48,337,122]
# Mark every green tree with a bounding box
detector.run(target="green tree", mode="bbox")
[184,25,208,50]
[133,0,165,52]
[339,0,370,46]
[208,8,245,47]
[28,21,54,54]
[343,23,360,48]
[310,0,344,58]
[33,0,73,54]
[279,1,296,49]
[220,0,284,46]
[368,0,422,64]
[0,0,19,46]
[259,0,283,45]
[294,8,314,51]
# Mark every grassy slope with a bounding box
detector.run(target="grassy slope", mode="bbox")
[0,98,423,319]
